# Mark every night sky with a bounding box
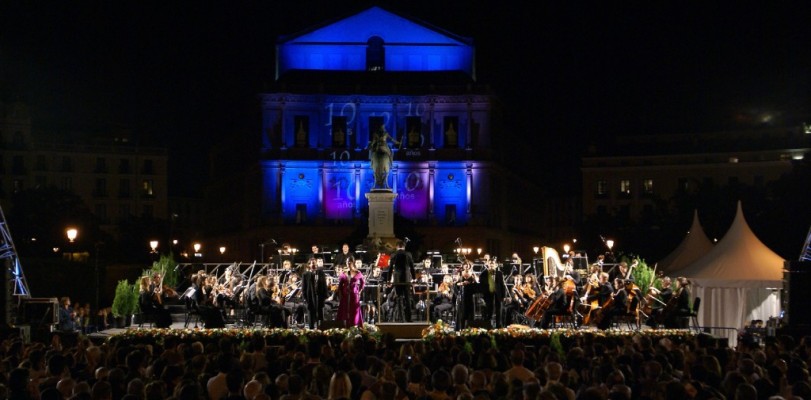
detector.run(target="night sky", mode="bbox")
[2,2,810,193]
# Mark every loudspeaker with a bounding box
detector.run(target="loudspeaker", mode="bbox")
[199,306,226,329]
[785,261,811,328]
[376,322,430,339]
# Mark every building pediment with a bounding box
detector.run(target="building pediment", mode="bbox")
[281,7,471,46]
[276,6,475,78]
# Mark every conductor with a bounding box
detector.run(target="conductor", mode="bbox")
[389,240,416,322]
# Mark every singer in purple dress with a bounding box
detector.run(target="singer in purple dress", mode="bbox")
[337,257,366,327]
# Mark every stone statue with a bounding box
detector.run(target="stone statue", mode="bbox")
[367,126,399,190]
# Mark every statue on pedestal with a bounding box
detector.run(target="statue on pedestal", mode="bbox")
[367,126,399,190]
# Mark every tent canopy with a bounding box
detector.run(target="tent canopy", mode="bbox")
[659,210,714,274]
[679,201,784,288]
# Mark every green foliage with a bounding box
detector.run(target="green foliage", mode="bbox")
[143,253,179,289]
[111,280,138,317]
[621,255,661,296]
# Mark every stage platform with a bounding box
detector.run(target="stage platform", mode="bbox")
[87,320,709,349]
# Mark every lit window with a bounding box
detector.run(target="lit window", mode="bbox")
[643,179,654,194]
[596,180,608,195]
[620,180,631,195]
[142,179,154,196]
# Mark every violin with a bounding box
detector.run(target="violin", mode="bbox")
[522,283,536,299]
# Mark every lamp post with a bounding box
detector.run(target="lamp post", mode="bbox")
[532,246,540,276]
[219,246,226,262]
[65,228,78,261]
[66,228,78,243]
[149,240,159,263]
[606,239,615,262]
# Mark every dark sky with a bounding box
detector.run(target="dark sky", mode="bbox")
[2,2,810,192]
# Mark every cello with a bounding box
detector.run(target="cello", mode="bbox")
[581,276,601,325]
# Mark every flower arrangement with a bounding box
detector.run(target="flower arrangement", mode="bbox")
[111,323,381,345]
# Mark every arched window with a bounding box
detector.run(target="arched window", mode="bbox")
[366,36,385,72]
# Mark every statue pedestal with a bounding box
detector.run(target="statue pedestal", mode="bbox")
[366,190,397,240]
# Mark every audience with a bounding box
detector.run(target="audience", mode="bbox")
[1,326,810,400]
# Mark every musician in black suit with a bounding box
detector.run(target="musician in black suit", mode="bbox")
[332,243,354,269]
[302,258,328,329]
[454,267,478,330]
[478,259,506,328]
[389,240,416,322]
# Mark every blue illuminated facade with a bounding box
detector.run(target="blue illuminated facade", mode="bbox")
[208,6,550,255]
[260,7,500,227]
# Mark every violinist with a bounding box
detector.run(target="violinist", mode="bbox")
[150,272,178,305]
[453,265,478,330]
[504,274,526,325]
[663,277,691,329]
[645,276,673,327]
[283,272,306,326]
[324,264,343,317]
[138,276,172,328]
[523,274,541,299]
[431,275,454,322]
[539,276,577,329]
[267,279,290,328]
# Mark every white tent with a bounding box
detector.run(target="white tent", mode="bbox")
[678,202,784,347]
[658,210,714,274]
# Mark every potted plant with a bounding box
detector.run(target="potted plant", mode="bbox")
[111,280,137,327]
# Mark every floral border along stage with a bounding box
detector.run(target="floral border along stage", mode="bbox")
[111,323,381,345]
[108,321,696,345]
[421,320,697,342]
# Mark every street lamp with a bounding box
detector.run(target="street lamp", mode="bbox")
[606,239,615,263]
[193,243,202,258]
[563,244,571,254]
[149,240,159,253]
[66,228,78,243]
[532,246,539,255]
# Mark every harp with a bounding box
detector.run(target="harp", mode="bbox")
[542,247,565,278]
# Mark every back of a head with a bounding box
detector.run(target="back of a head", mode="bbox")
[510,349,525,366]
[91,381,113,400]
[432,369,451,392]
[736,383,758,400]
[451,364,469,385]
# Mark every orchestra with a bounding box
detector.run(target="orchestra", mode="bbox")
[137,243,692,333]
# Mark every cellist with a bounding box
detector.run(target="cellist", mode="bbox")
[539,275,577,329]
[582,272,613,325]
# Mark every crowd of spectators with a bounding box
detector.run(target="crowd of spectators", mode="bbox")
[0,328,809,400]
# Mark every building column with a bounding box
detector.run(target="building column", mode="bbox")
[318,165,325,219]
[278,163,286,222]
[466,98,473,150]
[428,163,435,221]
[466,163,473,219]
[354,164,361,219]
[428,99,435,150]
